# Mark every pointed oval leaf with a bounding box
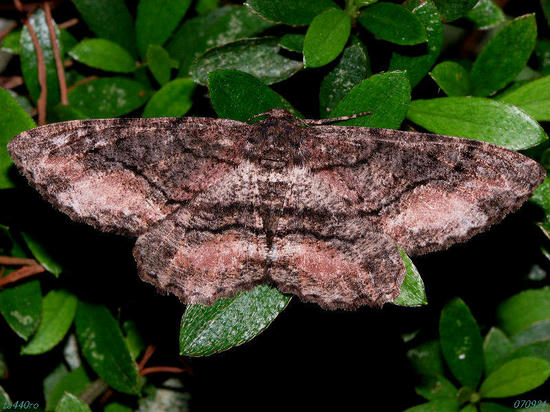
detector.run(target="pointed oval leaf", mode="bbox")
[432,0,478,22]
[75,302,139,395]
[393,248,427,307]
[21,290,77,355]
[319,42,370,117]
[466,0,506,30]
[68,77,151,118]
[20,8,62,106]
[245,0,338,25]
[303,8,351,68]
[279,33,305,52]
[55,393,91,412]
[45,367,90,411]
[70,0,137,57]
[331,71,411,129]
[439,298,484,387]
[480,357,550,398]
[511,319,550,347]
[497,287,550,336]
[21,231,63,277]
[415,375,458,401]
[167,6,276,77]
[499,341,550,370]
[146,45,172,86]
[190,37,303,85]
[471,14,537,97]
[180,285,290,356]
[208,70,297,122]
[358,2,427,46]
[142,78,196,118]
[0,87,35,188]
[69,39,136,73]
[483,327,513,375]
[429,61,472,97]
[404,399,459,412]
[406,97,548,150]
[136,0,192,57]
[407,340,445,378]
[389,0,442,87]
[0,280,41,340]
[498,75,550,121]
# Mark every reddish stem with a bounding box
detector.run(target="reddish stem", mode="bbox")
[43,1,68,105]
[23,16,47,125]
[140,366,187,376]
[0,265,45,288]
[0,256,38,266]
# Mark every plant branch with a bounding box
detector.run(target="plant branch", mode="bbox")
[43,1,68,105]
[0,256,38,266]
[140,366,187,376]
[0,265,45,288]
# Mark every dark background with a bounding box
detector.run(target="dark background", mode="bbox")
[0,0,549,411]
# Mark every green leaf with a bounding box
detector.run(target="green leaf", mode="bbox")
[0,281,41,340]
[70,0,137,57]
[196,0,219,15]
[279,34,305,52]
[471,14,537,97]
[2,29,21,55]
[407,340,445,378]
[497,76,550,121]
[208,70,296,122]
[167,6,276,77]
[0,87,35,189]
[393,248,427,307]
[460,405,477,412]
[415,375,458,401]
[43,364,69,401]
[497,287,550,336]
[465,0,506,30]
[146,45,172,86]
[68,39,136,73]
[439,298,484,387]
[358,2,427,45]
[21,231,63,277]
[123,321,145,361]
[319,42,370,117]
[190,37,303,85]
[331,71,411,129]
[429,61,472,97]
[479,402,516,412]
[68,77,151,118]
[510,319,550,347]
[500,341,550,368]
[406,97,547,150]
[20,8,62,106]
[432,0,478,21]
[75,302,140,395]
[55,393,91,412]
[142,78,195,118]
[535,40,550,75]
[484,327,513,375]
[180,285,290,356]
[480,357,550,398]
[404,399,459,412]
[389,0,442,87]
[531,178,550,215]
[245,0,338,25]
[45,366,90,411]
[21,290,77,355]
[0,385,11,408]
[303,8,351,68]
[50,103,88,122]
[135,0,192,57]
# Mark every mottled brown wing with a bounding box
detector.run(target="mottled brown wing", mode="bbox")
[300,126,546,256]
[8,117,249,236]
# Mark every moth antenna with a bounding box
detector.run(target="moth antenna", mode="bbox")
[302,111,373,126]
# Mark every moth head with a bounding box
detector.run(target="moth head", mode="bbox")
[245,110,303,168]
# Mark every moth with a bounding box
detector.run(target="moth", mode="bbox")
[8,109,545,309]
